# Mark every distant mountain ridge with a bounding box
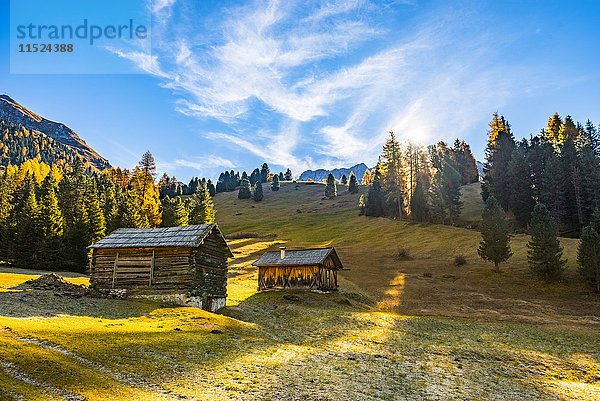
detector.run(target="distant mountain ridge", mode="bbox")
[299,163,373,183]
[0,95,110,170]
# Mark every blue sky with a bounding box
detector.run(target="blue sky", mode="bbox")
[1,0,599,181]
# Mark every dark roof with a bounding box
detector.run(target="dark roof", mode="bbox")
[252,247,343,268]
[88,224,232,255]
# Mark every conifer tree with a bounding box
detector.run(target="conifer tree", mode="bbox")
[13,184,42,268]
[284,168,293,181]
[238,177,252,199]
[578,211,600,291]
[410,180,428,222]
[341,174,347,185]
[325,173,337,198]
[160,196,176,227]
[40,177,64,269]
[117,194,144,228]
[86,183,106,243]
[482,113,515,210]
[478,196,512,272]
[527,203,566,280]
[271,174,280,191]
[207,180,216,197]
[278,172,284,181]
[253,181,264,202]
[190,183,215,224]
[381,131,404,217]
[173,197,188,226]
[348,172,359,194]
[260,163,270,183]
[508,141,535,228]
[365,165,384,217]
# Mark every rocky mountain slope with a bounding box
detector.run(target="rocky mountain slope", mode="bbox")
[0,95,110,170]
[299,162,372,182]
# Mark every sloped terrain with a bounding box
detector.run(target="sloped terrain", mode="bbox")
[0,181,598,400]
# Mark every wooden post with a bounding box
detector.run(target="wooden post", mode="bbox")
[89,249,93,276]
[149,250,155,286]
[112,252,119,289]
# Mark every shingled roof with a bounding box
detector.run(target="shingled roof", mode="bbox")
[252,247,343,268]
[88,224,231,254]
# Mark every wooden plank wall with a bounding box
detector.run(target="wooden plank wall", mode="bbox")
[193,231,228,298]
[257,255,339,291]
[91,247,195,291]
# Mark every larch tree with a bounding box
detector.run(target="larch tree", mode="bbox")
[478,196,512,272]
[325,173,337,198]
[527,203,566,280]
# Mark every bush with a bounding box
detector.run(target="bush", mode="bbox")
[396,247,411,260]
[454,254,467,266]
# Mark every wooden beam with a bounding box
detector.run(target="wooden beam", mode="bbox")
[149,250,155,286]
[112,252,119,289]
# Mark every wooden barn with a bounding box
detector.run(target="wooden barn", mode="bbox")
[252,247,344,291]
[87,224,232,312]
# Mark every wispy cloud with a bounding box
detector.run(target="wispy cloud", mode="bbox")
[112,0,555,174]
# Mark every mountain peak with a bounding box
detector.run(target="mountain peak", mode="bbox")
[0,95,110,171]
[299,163,373,182]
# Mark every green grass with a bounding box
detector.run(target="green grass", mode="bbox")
[0,181,598,400]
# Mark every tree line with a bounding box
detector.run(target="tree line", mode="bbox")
[0,151,215,272]
[360,131,479,224]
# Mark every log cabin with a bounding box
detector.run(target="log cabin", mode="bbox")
[252,247,344,291]
[87,224,232,312]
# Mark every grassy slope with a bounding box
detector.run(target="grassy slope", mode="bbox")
[0,181,598,400]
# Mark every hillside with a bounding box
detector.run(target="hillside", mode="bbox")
[299,163,372,182]
[0,181,598,400]
[0,95,110,170]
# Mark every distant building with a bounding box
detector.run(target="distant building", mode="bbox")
[87,224,232,312]
[252,247,344,291]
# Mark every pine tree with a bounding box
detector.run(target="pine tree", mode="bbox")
[238,177,252,199]
[527,203,566,280]
[260,163,270,183]
[13,183,42,268]
[271,174,280,191]
[508,140,535,228]
[325,173,337,198]
[189,183,215,224]
[482,113,515,210]
[578,212,600,291]
[86,183,106,243]
[173,197,188,226]
[341,174,348,185]
[348,172,359,194]
[478,196,512,272]
[365,165,384,217]
[284,168,293,181]
[39,177,64,269]
[253,181,264,202]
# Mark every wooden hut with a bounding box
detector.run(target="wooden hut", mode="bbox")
[252,247,344,291]
[87,224,232,312]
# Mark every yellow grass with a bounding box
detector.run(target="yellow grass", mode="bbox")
[0,181,598,400]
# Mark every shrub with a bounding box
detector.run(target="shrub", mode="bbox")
[396,247,411,260]
[454,254,467,266]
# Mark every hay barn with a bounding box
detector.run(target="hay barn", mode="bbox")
[253,247,344,291]
[88,224,232,311]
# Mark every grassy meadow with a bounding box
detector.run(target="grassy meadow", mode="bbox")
[0,181,598,400]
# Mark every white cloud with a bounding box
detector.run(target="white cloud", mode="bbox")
[113,0,553,173]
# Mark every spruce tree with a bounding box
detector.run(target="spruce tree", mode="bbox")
[365,166,384,217]
[278,172,284,181]
[190,183,215,224]
[284,168,293,181]
[172,197,188,226]
[117,194,144,228]
[260,163,270,183]
[348,172,359,194]
[271,174,280,191]
[482,113,515,210]
[325,173,337,198]
[13,184,42,268]
[253,181,264,202]
[40,177,64,269]
[577,210,600,291]
[341,174,348,185]
[238,177,252,199]
[207,180,216,197]
[160,196,176,227]
[410,180,428,222]
[508,140,535,228]
[478,196,512,272]
[527,203,566,280]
